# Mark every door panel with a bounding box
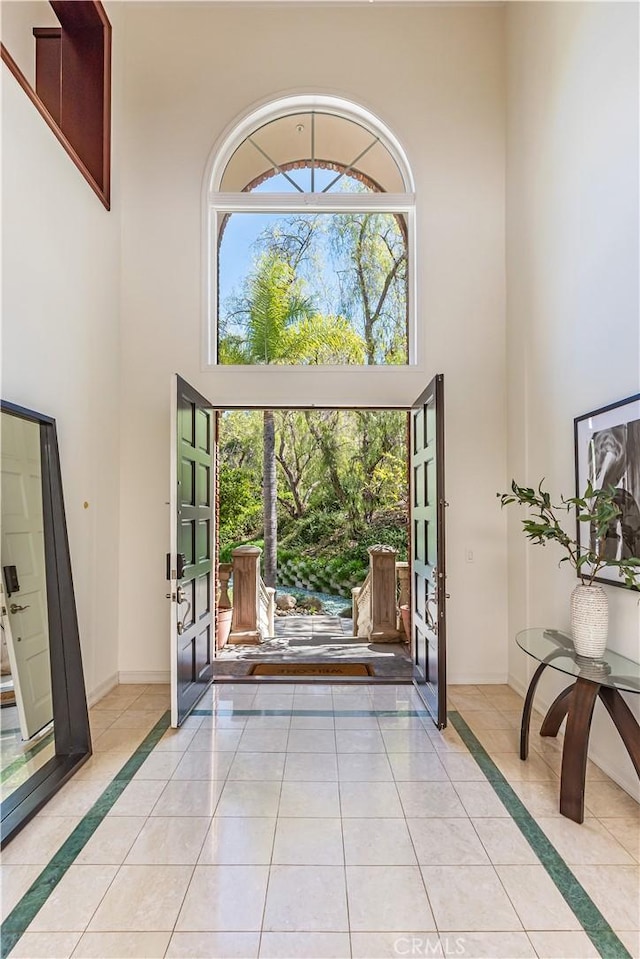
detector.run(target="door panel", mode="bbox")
[410,374,447,728]
[170,376,215,727]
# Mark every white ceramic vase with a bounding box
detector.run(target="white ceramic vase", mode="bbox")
[570,584,609,658]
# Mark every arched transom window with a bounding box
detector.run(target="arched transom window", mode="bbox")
[205,96,415,367]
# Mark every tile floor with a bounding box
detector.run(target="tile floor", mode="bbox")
[0,681,638,959]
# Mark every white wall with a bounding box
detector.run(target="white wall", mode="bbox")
[1,2,122,699]
[0,1,59,88]
[118,3,508,684]
[506,2,640,796]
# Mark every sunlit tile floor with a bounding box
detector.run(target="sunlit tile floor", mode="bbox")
[216,616,413,680]
[1,681,638,959]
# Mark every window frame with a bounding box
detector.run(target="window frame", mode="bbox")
[204,96,416,369]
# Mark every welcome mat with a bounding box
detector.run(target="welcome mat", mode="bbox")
[249,663,374,677]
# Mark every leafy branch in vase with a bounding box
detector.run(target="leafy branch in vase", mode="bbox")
[498,480,640,589]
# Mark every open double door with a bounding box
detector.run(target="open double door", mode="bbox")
[409,374,448,729]
[168,374,447,729]
[167,377,216,727]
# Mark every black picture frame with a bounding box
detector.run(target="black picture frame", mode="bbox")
[574,393,640,590]
[1,400,91,846]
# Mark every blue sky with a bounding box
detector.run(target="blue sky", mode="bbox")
[218,169,348,306]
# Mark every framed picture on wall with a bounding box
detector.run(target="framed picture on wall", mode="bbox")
[574,393,640,589]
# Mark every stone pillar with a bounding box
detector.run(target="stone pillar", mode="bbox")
[396,561,410,636]
[368,545,400,642]
[218,563,232,609]
[228,546,262,645]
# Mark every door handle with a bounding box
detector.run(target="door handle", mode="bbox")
[9,603,29,614]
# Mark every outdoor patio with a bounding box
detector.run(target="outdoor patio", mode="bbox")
[215,614,413,680]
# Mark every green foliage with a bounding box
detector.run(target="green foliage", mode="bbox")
[330,210,408,365]
[219,537,264,565]
[499,479,640,589]
[221,253,314,365]
[280,314,366,365]
[217,408,409,584]
[219,200,408,368]
[218,465,262,546]
[278,553,369,598]
[283,510,340,548]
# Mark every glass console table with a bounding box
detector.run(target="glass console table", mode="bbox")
[516,628,640,823]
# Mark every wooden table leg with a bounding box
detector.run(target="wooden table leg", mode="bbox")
[540,684,574,738]
[598,687,640,778]
[520,662,547,760]
[560,677,600,823]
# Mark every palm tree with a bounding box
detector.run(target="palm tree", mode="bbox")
[219,252,366,587]
[219,254,312,587]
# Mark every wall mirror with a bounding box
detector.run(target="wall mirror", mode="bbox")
[0,400,90,845]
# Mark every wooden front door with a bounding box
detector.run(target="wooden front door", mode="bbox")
[410,374,447,728]
[169,376,215,727]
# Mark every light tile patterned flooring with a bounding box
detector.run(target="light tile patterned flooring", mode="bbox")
[1,681,638,959]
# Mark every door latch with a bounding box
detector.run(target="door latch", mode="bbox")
[166,553,187,581]
[165,586,187,604]
[3,566,19,597]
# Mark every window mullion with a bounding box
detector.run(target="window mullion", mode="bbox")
[209,192,414,213]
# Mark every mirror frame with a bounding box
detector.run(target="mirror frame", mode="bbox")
[1,400,91,845]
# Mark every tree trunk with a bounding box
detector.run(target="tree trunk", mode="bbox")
[263,410,277,588]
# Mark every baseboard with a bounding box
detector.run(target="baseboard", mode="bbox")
[118,671,170,685]
[448,673,509,685]
[507,673,639,803]
[506,674,529,700]
[87,673,119,707]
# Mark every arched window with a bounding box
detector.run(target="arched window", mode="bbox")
[205,96,415,367]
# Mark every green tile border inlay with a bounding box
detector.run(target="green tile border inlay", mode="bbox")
[0,730,55,786]
[0,711,171,959]
[449,710,631,959]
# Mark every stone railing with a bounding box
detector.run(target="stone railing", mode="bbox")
[352,545,401,642]
[218,563,233,610]
[352,570,372,638]
[224,542,406,646]
[396,560,410,638]
[259,579,276,640]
